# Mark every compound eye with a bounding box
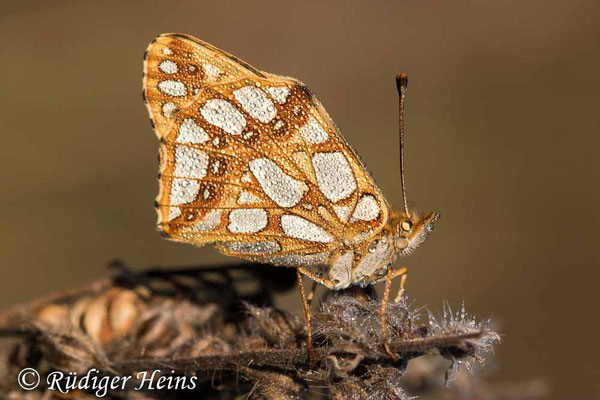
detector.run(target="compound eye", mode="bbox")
[401,220,413,232]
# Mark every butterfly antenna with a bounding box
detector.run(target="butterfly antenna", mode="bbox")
[396,73,410,217]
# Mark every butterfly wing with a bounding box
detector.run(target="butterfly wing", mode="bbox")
[143,33,266,137]
[143,33,390,267]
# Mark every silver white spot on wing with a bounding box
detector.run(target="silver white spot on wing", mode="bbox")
[188,210,221,232]
[264,252,328,268]
[312,152,357,202]
[249,158,307,208]
[170,178,200,205]
[200,99,246,136]
[177,118,209,144]
[233,86,277,123]
[221,241,281,254]
[237,191,262,205]
[228,209,268,233]
[162,102,176,117]
[333,205,351,222]
[241,173,252,183]
[203,63,221,80]
[266,86,290,104]
[161,47,172,55]
[167,206,181,221]
[173,146,208,179]
[280,215,334,243]
[158,60,178,74]
[351,195,380,221]
[158,80,187,97]
[211,160,220,174]
[299,115,329,144]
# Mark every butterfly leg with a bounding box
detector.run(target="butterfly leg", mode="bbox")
[380,267,408,360]
[296,269,315,365]
[297,267,339,289]
[307,280,318,305]
[296,267,339,366]
[394,270,408,303]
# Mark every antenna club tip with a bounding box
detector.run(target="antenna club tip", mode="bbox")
[395,73,408,90]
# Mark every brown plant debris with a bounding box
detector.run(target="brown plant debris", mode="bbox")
[0,260,528,400]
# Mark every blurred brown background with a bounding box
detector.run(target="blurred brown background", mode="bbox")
[1,1,599,398]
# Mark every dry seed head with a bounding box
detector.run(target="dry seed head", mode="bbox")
[35,304,69,327]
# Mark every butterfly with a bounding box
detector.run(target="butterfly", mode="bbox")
[142,33,439,361]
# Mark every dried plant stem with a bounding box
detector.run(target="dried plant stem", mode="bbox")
[0,262,505,400]
[110,329,485,375]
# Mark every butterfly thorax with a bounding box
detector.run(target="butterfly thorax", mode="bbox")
[327,210,439,289]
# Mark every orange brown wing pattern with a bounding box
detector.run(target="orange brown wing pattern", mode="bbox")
[143,33,265,137]
[143,33,389,267]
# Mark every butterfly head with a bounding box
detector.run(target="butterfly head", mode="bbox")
[349,210,439,287]
[391,211,440,257]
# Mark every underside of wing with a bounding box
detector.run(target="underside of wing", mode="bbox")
[143,33,265,137]
[143,34,390,268]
